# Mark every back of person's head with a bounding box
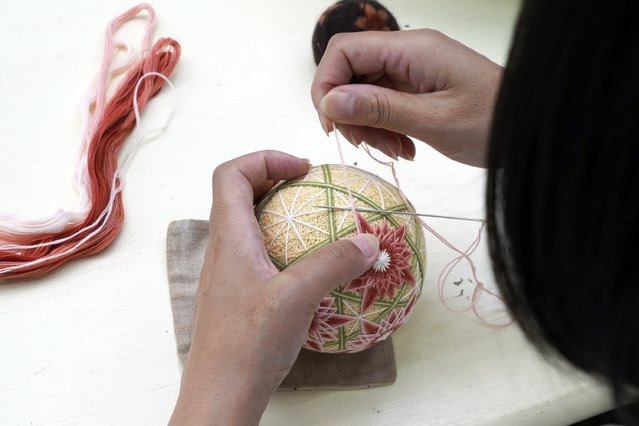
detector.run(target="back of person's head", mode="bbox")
[486,0,639,418]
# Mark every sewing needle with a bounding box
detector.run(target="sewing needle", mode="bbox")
[313,205,486,223]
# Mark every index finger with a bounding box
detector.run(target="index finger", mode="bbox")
[311,31,409,112]
[211,150,310,232]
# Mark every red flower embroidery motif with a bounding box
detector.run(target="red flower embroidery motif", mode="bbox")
[344,214,416,312]
[306,297,356,351]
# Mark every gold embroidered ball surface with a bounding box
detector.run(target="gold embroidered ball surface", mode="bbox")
[255,164,426,353]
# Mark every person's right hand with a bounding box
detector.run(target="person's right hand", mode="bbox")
[311,29,503,167]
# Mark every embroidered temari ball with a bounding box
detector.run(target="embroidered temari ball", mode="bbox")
[255,165,426,353]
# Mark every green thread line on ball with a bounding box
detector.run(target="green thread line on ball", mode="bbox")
[282,181,395,211]
[321,165,338,243]
[257,164,427,351]
[330,288,413,307]
[253,179,286,220]
[268,256,286,270]
[276,180,421,242]
[270,240,422,323]
[263,169,426,319]
[342,293,413,341]
[320,165,347,350]
[317,165,424,332]
[372,285,410,324]
[267,206,425,297]
[322,341,342,351]
[277,180,426,281]
[336,293,347,350]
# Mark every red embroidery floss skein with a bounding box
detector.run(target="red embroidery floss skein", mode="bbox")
[0,6,181,280]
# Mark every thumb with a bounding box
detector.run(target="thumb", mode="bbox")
[319,85,426,135]
[276,234,379,302]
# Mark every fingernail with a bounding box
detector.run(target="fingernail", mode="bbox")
[349,233,379,260]
[300,158,313,170]
[399,137,416,161]
[320,91,355,120]
[350,128,363,147]
[336,126,358,148]
[386,146,399,161]
[345,129,360,148]
[400,151,415,161]
[317,113,331,136]
[396,145,415,161]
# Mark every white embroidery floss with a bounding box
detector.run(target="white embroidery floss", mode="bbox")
[0,4,157,241]
[0,72,176,254]
[0,5,181,280]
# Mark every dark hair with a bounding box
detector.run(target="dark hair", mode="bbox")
[486,0,639,416]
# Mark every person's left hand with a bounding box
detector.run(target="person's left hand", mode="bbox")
[170,150,380,426]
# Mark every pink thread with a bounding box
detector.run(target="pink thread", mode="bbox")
[92,3,156,138]
[0,5,180,279]
[331,136,511,327]
[334,127,363,233]
[0,3,158,240]
[79,3,157,204]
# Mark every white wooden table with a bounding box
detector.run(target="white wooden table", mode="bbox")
[0,1,610,424]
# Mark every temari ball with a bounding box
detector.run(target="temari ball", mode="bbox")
[255,164,426,353]
[312,0,400,65]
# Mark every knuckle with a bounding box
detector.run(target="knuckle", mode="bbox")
[369,92,393,127]
[327,32,349,50]
[327,31,367,57]
[420,28,445,40]
[212,160,232,186]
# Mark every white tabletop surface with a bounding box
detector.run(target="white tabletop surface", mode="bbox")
[0,1,611,425]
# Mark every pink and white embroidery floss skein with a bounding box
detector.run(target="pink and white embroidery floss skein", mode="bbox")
[0,4,181,280]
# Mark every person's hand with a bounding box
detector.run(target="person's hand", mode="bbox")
[169,151,380,425]
[311,29,503,167]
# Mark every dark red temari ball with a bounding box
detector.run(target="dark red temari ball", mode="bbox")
[312,0,400,65]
